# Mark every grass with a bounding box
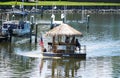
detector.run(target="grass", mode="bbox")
[0,1,120,6]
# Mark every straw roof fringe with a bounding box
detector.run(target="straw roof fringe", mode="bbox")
[46,23,82,36]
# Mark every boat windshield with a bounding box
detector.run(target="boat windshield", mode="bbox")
[3,24,18,29]
[3,24,8,28]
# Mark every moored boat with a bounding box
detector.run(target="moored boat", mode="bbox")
[1,2,30,37]
[1,20,30,36]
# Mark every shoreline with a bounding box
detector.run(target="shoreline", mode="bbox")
[0,5,120,14]
[43,9,120,14]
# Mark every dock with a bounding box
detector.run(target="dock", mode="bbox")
[37,21,51,25]
[0,32,9,42]
[0,36,9,42]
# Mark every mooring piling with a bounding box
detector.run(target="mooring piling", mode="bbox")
[30,23,35,43]
[30,15,38,43]
[35,23,38,43]
[86,15,90,29]
[61,13,65,23]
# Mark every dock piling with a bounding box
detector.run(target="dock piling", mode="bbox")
[41,6,44,18]
[29,12,38,43]
[30,24,34,43]
[61,13,65,23]
[50,14,55,29]
[35,23,38,43]
[30,15,35,43]
[86,15,90,29]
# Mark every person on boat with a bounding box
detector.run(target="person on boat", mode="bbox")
[41,46,47,52]
[65,36,70,43]
[71,36,75,44]
[70,36,76,51]
[43,48,47,52]
[75,39,81,51]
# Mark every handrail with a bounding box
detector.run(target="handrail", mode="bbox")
[78,45,86,54]
[48,44,86,54]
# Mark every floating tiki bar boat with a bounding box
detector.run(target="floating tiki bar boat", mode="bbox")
[42,23,86,58]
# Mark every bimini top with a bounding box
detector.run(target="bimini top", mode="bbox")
[46,23,82,36]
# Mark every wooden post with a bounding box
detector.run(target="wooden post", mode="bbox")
[9,35,12,42]
[86,15,90,29]
[50,14,55,29]
[30,15,34,43]
[35,24,38,43]
[30,26,32,43]
[0,13,2,27]
[50,17,53,29]
[8,27,13,42]
[30,24,33,43]
[41,6,43,18]
[62,18,65,23]
[61,13,65,23]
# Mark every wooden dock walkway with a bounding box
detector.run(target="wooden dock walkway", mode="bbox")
[0,32,9,42]
[0,36,8,42]
[37,21,51,25]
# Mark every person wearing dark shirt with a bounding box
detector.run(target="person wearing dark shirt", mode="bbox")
[75,39,81,51]
[65,36,70,43]
[71,36,75,44]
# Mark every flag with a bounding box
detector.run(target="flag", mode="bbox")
[39,36,44,47]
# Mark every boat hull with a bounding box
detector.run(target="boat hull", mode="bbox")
[42,52,86,59]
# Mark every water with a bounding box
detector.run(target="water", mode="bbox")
[1,12,120,78]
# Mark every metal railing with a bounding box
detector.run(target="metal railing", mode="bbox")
[47,44,86,54]
[75,45,86,54]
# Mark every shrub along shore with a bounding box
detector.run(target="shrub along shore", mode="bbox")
[0,1,120,14]
[0,1,120,6]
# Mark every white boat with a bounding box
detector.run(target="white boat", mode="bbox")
[1,0,31,36]
[1,20,30,36]
[1,6,31,36]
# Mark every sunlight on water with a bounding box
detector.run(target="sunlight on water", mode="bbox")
[77,57,113,78]
[86,40,120,57]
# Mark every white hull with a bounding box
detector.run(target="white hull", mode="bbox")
[1,20,30,36]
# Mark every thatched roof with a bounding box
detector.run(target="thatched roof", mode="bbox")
[46,23,82,36]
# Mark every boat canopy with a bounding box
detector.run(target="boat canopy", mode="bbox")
[45,23,83,53]
[46,23,82,36]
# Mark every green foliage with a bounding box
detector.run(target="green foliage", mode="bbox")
[1,0,120,3]
[0,1,120,6]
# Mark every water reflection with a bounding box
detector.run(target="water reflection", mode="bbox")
[0,41,39,77]
[0,49,36,77]
[39,58,85,78]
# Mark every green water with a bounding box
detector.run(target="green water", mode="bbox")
[0,13,120,78]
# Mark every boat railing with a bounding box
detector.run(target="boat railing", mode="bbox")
[48,43,86,54]
[75,45,86,54]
